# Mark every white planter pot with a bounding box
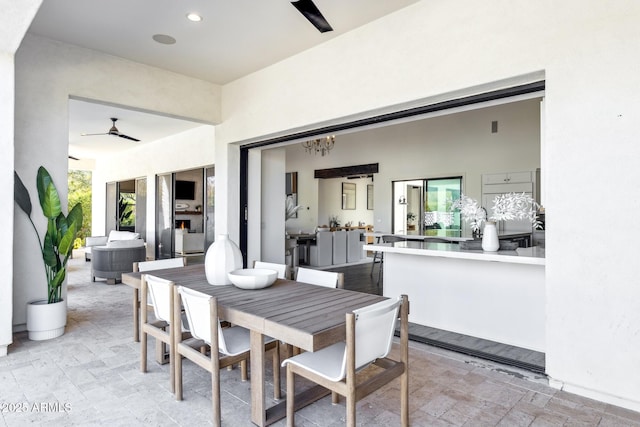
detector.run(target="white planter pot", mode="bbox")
[205,234,244,285]
[26,299,67,341]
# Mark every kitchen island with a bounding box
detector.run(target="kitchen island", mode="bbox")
[369,240,545,352]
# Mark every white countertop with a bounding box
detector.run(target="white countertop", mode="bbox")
[367,240,545,266]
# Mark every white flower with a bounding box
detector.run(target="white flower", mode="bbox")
[452,192,542,231]
[451,195,486,232]
[490,192,541,226]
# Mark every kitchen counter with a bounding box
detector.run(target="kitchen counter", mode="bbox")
[367,240,545,265]
[370,241,545,352]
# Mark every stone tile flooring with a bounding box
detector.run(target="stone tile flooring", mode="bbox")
[2,256,640,426]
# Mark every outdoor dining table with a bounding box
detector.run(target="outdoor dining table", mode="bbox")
[122,264,387,426]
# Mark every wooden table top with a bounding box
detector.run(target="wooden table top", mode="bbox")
[122,264,386,352]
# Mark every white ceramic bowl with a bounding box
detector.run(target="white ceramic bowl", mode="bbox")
[228,268,278,290]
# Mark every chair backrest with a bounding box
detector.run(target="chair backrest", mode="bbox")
[253,261,288,279]
[144,274,174,323]
[177,287,229,353]
[339,296,403,377]
[295,267,342,288]
[135,257,186,272]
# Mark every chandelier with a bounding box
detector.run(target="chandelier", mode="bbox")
[302,135,335,156]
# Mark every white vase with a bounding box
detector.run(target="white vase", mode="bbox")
[26,299,67,340]
[205,234,244,285]
[482,221,500,251]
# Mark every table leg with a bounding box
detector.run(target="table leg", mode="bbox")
[250,330,266,426]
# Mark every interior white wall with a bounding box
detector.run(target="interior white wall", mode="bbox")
[0,0,42,356]
[216,1,640,411]
[93,125,215,258]
[284,100,541,234]
[259,149,286,265]
[12,34,220,330]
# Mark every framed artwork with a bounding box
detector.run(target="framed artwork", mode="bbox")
[367,184,373,210]
[342,182,356,210]
[286,172,298,218]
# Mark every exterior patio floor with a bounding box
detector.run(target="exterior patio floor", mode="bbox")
[2,254,640,426]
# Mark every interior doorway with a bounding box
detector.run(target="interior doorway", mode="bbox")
[155,167,214,260]
[392,177,462,236]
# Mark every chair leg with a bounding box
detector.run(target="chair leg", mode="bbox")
[346,393,356,427]
[286,367,295,427]
[240,359,248,382]
[331,391,339,404]
[175,347,183,401]
[376,253,384,286]
[211,369,221,427]
[140,330,147,373]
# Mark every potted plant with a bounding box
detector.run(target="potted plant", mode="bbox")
[406,212,416,230]
[14,166,83,340]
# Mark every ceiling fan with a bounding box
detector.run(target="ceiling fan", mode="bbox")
[291,0,333,33]
[81,118,140,142]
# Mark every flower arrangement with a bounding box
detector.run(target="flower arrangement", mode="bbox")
[452,192,541,232]
[451,195,486,233]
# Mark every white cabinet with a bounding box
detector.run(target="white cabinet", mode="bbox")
[482,171,532,185]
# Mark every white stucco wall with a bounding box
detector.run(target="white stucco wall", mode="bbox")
[6,0,640,413]
[0,0,42,356]
[12,34,220,329]
[216,1,640,411]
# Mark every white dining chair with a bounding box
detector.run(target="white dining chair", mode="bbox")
[295,267,344,288]
[253,260,289,279]
[140,274,189,394]
[281,295,409,427]
[131,257,187,346]
[134,257,186,272]
[174,286,281,426]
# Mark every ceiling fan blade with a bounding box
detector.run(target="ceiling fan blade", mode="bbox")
[291,0,333,33]
[81,132,109,136]
[68,155,79,160]
[118,133,140,142]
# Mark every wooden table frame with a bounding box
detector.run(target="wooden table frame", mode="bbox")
[122,264,404,426]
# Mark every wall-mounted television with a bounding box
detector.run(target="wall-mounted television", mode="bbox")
[175,180,196,200]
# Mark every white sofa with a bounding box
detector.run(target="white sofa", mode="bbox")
[309,231,333,267]
[346,229,364,263]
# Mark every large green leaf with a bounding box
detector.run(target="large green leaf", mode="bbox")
[42,230,57,268]
[58,222,76,257]
[14,171,32,217]
[37,167,62,220]
[49,269,66,303]
[68,203,83,234]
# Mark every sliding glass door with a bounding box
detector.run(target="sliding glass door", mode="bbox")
[155,173,173,259]
[393,176,462,236]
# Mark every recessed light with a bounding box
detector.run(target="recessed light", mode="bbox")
[186,13,202,22]
[152,34,176,45]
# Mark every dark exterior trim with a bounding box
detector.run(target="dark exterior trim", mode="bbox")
[237,81,545,256]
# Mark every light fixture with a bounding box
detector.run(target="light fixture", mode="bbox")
[186,13,202,22]
[302,135,335,156]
